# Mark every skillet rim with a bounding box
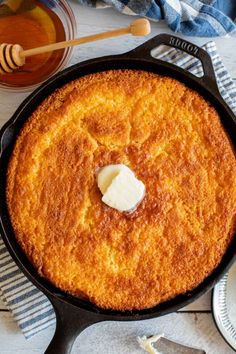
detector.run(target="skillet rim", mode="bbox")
[0,35,236,321]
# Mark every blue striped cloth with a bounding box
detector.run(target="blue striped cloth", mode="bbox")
[78,0,236,37]
[0,41,236,338]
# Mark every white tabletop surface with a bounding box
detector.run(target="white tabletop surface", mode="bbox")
[0,2,236,354]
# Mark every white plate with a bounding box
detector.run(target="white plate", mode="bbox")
[212,262,236,351]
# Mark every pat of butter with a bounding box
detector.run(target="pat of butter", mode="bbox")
[97,164,145,212]
[97,164,133,195]
[137,335,164,354]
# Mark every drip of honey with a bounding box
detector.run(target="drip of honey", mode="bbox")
[0,0,66,87]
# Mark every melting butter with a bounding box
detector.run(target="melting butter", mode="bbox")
[97,164,145,212]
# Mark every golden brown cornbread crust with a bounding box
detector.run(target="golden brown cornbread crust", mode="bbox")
[7,70,236,310]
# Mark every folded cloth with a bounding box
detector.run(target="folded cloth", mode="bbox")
[0,40,235,338]
[78,0,236,37]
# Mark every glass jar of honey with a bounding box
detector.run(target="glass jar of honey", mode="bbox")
[0,0,76,91]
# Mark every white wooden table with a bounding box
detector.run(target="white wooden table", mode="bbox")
[0,3,236,353]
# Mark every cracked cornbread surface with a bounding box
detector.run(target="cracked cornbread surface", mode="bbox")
[7,70,236,310]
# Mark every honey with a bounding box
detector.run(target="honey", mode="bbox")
[0,0,66,87]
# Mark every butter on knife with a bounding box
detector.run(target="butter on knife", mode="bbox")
[137,335,206,354]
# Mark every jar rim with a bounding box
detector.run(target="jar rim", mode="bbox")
[0,0,77,92]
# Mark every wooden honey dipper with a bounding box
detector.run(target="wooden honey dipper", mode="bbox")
[0,18,151,74]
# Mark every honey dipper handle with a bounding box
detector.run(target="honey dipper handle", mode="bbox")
[22,19,151,58]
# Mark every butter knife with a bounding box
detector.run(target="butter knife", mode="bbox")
[153,337,206,354]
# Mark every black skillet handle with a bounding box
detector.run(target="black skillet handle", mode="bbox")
[129,33,219,94]
[44,296,101,354]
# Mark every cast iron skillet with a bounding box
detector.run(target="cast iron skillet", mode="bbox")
[0,34,236,354]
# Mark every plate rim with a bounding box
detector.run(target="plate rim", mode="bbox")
[212,264,236,352]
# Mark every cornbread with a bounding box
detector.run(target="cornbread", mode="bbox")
[6,70,236,310]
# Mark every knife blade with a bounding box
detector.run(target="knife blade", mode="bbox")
[153,337,206,354]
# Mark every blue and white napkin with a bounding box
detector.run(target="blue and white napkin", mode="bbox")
[0,41,236,338]
[78,0,236,37]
